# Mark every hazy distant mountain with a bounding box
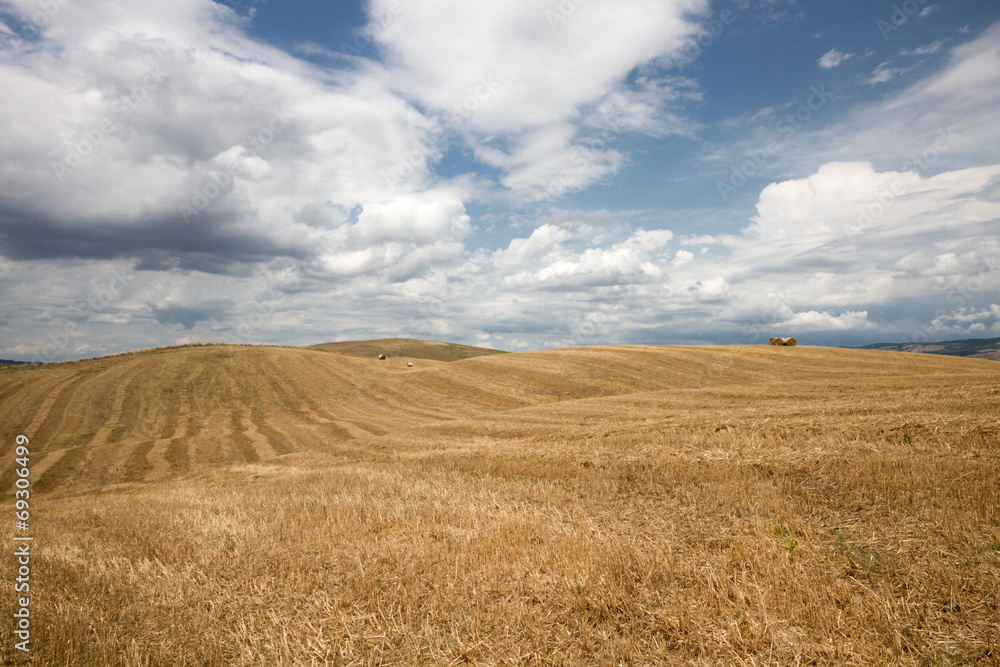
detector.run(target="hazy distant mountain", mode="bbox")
[859,337,1000,361]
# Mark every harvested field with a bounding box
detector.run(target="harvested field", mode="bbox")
[308,337,508,362]
[1,343,998,665]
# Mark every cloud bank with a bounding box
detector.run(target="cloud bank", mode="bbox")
[0,1,998,360]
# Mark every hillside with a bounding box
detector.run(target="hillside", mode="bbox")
[5,342,994,496]
[307,337,508,362]
[860,336,1000,361]
[1,344,998,665]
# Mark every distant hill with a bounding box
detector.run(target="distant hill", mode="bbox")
[859,337,1000,361]
[0,359,40,366]
[307,337,508,362]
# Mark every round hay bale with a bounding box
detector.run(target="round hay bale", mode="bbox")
[378,353,386,360]
[770,337,797,346]
[407,362,413,367]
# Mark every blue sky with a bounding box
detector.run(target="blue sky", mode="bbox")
[1,0,999,361]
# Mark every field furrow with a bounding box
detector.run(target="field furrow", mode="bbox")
[1,343,999,665]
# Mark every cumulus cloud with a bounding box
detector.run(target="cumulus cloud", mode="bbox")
[672,250,694,268]
[0,0,459,275]
[490,222,674,291]
[778,310,874,332]
[371,157,998,348]
[917,305,1000,339]
[721,161,1000,340]
[371,0,707,132]
[1,1,999,361]
[0,0,715,270]
[3,155,999,360]
[369,0,710,201]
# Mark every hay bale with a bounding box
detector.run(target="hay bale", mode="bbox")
[769,337,798,346]
[407,362,413,367]
[785,337,797,346]
[378,354,386,360]
[769,337,780,346]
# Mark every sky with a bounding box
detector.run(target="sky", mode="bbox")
[1,0,999,361]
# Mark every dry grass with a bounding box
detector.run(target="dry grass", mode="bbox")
[307,338,508,362]
[1,344,998,665]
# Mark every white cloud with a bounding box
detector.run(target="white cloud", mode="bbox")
[0,0,466,274]
[891,26,1000,106]
[0,0,717,266]
[395,156,999,347]
[723,161,1000,337]
[918,304,1000,339]
[371,0,708,133]
[680,235,716,246]
[474,124,626,205]
[369,0,710,201]
[749,161,1000,249]
[5,154,999,359]
[2,2,999,359]
[818,49,852,68]
[586,75,703,138]
[492,222,674,291]
[715,24,1000,181]
[314,187,471,281]
[901,40,946,56]
[672,250,694,268]
[778,310,874,332]
[867,61,909,84]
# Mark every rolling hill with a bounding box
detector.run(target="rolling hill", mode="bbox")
[307,337,507,362]
[860,336,1000,361]
[6,341,993,496]
[1,342,998,665]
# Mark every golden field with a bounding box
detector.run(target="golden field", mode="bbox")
[1,342,998,665]
[307,337,509,362]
